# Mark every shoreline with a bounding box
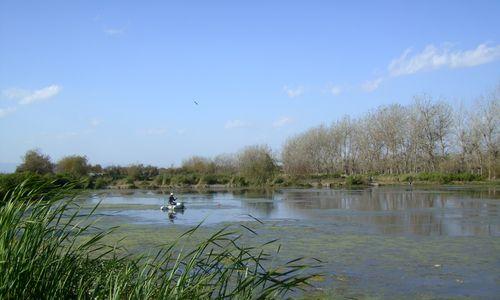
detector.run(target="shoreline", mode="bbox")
[104,180,500,192]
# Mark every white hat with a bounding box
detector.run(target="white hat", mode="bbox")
[170,192,174,195]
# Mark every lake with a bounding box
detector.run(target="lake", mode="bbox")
[80,186,500,299]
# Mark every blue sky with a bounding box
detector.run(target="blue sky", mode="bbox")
[1,0,499,170]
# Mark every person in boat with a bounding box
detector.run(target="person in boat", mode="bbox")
[168,192,177,205]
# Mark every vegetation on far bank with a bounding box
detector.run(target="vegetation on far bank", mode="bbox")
[2,89,498,192]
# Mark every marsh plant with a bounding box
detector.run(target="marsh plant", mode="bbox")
[0,180,319,299]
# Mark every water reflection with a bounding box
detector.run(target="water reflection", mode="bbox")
[167,210,184,223]
[85,187,500,236]
[275,188,499,236]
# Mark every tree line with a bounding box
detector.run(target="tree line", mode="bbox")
[283,90,499,180]
[10,145,277,187]
[7,86,499,186]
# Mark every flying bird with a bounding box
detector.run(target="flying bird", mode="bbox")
[194,100,199,105]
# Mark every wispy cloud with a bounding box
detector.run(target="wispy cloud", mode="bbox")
[363,43,500,92]
[0,107,16,118]
[272,116,293,128]
[225,119,250,129]
[326,84,342,96]
[3,84,62,105]
[362,77,383,92]
[283,85,304,98]
[104,28,124,36]
[389,43,500,76]
[2,88,29,100]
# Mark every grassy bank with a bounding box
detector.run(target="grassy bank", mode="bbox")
[1,171,497,199]
[0,180,319,299]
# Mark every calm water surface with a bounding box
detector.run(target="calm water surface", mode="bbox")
[81,186,500,299]
[85,187,500,236]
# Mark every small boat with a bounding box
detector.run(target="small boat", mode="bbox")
[161,202,185,211]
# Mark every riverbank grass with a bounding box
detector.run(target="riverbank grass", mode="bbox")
[0,180,319,299]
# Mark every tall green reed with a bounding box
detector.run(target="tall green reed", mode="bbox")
[0,179,320,299]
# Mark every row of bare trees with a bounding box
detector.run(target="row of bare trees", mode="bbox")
[282,89,499,179]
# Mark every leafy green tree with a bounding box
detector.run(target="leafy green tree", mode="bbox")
[238,145,276,185]
[16,149,54,174]
[56,155,90,177]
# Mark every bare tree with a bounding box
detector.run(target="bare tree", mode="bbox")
[472,87,500,179]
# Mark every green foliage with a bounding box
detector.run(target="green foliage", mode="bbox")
[56,155,90,177]
[238,145,277,185]
[230,175,249,187]
[415,172,484,183]
[199,173,230,185]
[400,174,414,182]
[0,182,319,299]
[171,173,199,185]
[310,173,342,180]
[182,156,215,174]
[93,177,110,189]
[104,165,127,180]
[127,164,159,181]
[154,173,172,186]
[346,175,365,185]
[272,176,285,185]
[16,149,54,174]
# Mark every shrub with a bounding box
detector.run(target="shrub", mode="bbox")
[400,174,414,182]
[346,175,365,185]
[238,145,277,185]
[16,149,54,174]
[272,176,285,185]
[93,177,109,189]
[199,174,230,185]
[230,175,249,187]
[171,173,199,185]
[56,155,90,177]
[415,172,484,183]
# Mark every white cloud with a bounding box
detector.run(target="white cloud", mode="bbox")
[327,84,342,96]
[362,77,383,92]
[362,42,500,92]
[2,88,29,100]
[104,28,124,36]
[21,85,62,105]
[272,116,293,128]
[3,84,62,105]
[389,43,500,77]
[225,119,250,129]
[0,107,16,118]
[283,85,304,98]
